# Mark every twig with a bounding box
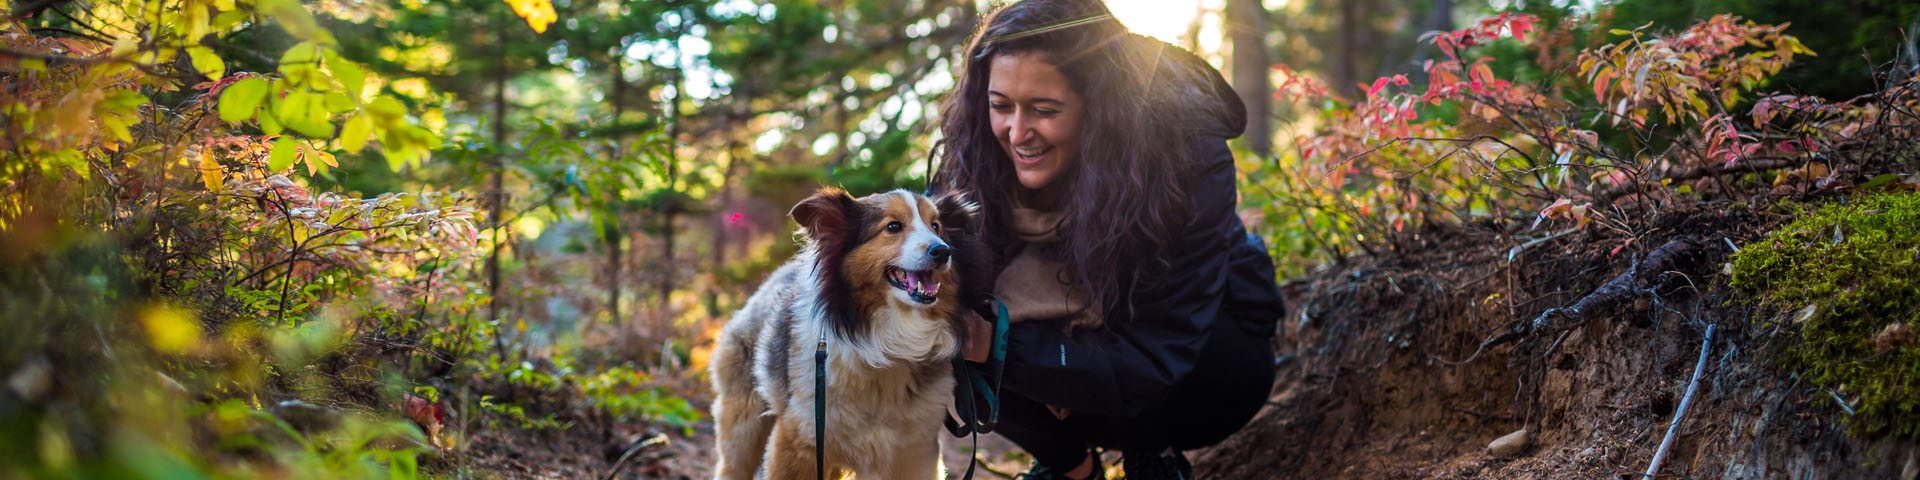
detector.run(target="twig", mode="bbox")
[602,432,669,480]
[1644,323,1716,479]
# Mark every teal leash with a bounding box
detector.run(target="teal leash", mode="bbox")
[814,333,827,479]
[946,297,1011,480]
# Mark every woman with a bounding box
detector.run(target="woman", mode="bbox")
[930,0,1286,479]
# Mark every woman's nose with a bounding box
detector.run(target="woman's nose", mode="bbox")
[1008,112,1033,145]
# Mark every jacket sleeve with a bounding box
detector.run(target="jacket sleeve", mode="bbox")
[998,137,1241,417]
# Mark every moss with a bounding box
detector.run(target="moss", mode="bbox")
[1730,191,1920,438]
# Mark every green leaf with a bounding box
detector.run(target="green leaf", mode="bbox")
[275,89,311,126]
[218,78,269,123]
[340,114,372,152]
[326,50,365,96]
[187,46,224,79]
[322,91,355,114]
[269,138,298,172]
[259,108,284,135]
[1861,174,1899,191]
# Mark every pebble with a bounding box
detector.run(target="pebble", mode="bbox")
[1487,429,1531,458]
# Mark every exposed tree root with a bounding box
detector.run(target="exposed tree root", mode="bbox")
[1531,237,1699,332]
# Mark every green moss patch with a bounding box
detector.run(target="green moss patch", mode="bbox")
[1731,191,1920,438]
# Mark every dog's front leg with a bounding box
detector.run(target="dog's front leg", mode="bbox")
[763,419,841,480]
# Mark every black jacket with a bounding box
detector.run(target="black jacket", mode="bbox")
[998,39,1286,418]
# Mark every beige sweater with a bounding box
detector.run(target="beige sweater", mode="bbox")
[994,207,1104,331]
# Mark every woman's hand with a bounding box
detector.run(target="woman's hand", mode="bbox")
[961,309,992,363]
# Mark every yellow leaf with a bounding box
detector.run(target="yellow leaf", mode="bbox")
[187,46,225,79]
[503,0,557,33]
[199,150,224,191]
[339,113,372,152]
[142,304,202,355]
[218,77,269,123]
[269,137,297,172]
[110,34,139,58]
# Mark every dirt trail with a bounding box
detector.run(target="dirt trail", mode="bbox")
[1191,206,1919,479]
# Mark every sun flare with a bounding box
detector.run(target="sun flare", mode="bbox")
[1103,0,1206,45]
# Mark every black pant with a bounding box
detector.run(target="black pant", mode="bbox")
[991,321,1275,470]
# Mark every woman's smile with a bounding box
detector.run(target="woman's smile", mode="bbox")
[1012,144,1052,164]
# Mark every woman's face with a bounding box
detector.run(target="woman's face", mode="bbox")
[988,52,1083,192]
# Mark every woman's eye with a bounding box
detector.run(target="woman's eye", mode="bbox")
[1036,109,1060,117]
[885,221,903,233]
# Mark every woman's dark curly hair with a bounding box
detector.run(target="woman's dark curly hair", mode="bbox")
[931,0,1230,313]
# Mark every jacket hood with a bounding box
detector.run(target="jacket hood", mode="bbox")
[1132,34,1249,140]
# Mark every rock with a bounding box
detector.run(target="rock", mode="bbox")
[1575,446,1599,463]
[272,400,341,433]
[6,356,51,401]
[1487,429,1531,458]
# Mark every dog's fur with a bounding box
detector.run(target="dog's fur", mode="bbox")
[711,188,986,480]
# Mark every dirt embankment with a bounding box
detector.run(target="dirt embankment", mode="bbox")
[1194,205,1919,479]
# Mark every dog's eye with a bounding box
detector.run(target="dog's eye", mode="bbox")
[930,222,940,232]
[885,221,903,233]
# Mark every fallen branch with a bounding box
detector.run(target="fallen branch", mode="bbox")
[1645,324,1716,479]
[1532,237,1697,332]
[1594,157,1799,205]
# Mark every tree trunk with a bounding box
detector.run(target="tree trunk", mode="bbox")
[1228,0,1271,158]
[659,28,682,316]
[606,53,624,322]
[486,11,509,358]
[1335,0,1360,98]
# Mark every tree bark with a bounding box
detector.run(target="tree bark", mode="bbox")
[659,20,683,316]
[486,10,509,358]
[1228,0,1271,158]
[1335,0,1360,98]
[606,53,624,322]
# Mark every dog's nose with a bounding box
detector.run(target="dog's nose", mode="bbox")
[928,244,951,264]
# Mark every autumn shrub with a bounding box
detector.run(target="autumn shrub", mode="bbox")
[1244,11,1919,276]
[1245,9,1920,440]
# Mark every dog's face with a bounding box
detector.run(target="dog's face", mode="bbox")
[792,188,979,334]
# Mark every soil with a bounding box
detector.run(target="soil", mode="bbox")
[1190,202,1920,479]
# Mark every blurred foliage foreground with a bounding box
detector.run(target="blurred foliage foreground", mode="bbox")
[0,0,696,478]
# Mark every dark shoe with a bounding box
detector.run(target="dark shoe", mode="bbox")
[1122,450,1192,480]
[1017,454,1106,480]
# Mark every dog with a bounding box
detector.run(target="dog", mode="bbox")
[710,188,987,480]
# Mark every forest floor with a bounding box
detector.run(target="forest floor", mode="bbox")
[449,193,1920,480]
[411,168,1920,480]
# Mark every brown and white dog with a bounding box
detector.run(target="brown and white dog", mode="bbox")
[710,188,986,480]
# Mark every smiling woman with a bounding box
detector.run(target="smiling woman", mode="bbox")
[931,0,1284,479]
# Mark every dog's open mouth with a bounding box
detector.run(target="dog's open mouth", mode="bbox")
[885,266,940,304]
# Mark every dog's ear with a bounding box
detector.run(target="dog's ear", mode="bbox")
[934,192,980,234]
[791,188,859,239]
